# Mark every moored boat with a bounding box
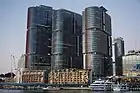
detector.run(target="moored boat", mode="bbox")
[42,86,60,91]
[89,79,113,91]
[113,83,129,91]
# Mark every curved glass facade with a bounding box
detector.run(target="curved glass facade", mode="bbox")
[52,9,83,69]
[83,6,112,77]
[114,37,124,76]
[52,10,65,69]
[25,5,53,70]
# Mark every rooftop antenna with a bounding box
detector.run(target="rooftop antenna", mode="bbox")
[134,39,137,50]
[136,40,138,50]
[10,55,13,78]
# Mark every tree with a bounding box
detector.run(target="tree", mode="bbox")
[5,72,16,78]
[0,74,5,77]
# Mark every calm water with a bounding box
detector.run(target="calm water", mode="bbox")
[0,90,139,93]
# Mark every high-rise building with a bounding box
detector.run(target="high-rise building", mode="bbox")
[51,9,83,69]
[18,55,25,69]
[114,37,125,76]
[82,6,112,78]
[25,5,53,70]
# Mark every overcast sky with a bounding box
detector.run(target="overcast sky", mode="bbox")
[0,0,140,73]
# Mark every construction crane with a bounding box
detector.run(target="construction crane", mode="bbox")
[12,55,16,71]
[11,55,16,72]
[11,55,21,83]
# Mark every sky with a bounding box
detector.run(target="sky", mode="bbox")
[0,0,140,73]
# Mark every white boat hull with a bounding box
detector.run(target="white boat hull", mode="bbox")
[113,87,129,91]
[89,79,113,91]
[113,84,129,91]
[91,88,112,91]
[43,87,60,91]
[89,86,112,91]
[113,88,121,91]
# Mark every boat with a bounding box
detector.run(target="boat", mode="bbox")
[89,79,113,91]
[42,86,60,91]
[113,83,129,91]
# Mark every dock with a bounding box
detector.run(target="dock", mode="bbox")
[129,83,140,91]
[61,87,91,90]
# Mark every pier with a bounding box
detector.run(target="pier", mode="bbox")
[129,83,140,91]
[0,82,89,90]
[0,82,52,90]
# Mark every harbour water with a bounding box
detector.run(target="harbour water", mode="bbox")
[0,89,140,93]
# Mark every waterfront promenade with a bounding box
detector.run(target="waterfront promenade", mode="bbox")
[0,89,140,93]
[0,82,90,90]
[2,82,140,91]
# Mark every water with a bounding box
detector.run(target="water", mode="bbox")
[0,89,139,93]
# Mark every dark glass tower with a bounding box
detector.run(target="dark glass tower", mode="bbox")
[114,37,124,76]
[25,5,53,70]
[51,9,83,69]
[83,6,112,78]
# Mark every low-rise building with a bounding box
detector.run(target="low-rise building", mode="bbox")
[16,68,28,83]
[123,50,140,76]
[123,70,140,76]
[21,70,49,83]
[4,77,16,82]
[48,68,90,85]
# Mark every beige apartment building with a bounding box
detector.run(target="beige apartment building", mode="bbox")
[48,68,90,85]
[22,70,47,83]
